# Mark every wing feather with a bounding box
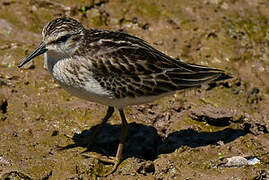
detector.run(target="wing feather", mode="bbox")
[79,30,228,98]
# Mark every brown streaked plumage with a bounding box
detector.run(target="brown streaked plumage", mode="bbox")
[18,17,230,176]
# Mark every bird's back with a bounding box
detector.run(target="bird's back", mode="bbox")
[72,29,228,100]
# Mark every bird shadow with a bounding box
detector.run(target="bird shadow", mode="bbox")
[59,122,248,161]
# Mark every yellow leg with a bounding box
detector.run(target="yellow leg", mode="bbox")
[105,109,128,175]
[83,108,128,177]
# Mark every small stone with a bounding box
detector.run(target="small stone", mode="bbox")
[247,157,260,165]
[225,156,248,167]
[221,156,260,167]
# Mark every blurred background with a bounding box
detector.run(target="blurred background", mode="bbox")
[0,0,268,179]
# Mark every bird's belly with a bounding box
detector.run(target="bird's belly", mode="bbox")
[107,92,174,108]
[52,69,115,104]
[62,86,173,108]
[60,83,115,105]
[56,78,172,108]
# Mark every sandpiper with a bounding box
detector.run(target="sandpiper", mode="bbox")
[18,17,229,175]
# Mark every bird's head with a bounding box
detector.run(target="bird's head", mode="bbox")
[18,17,84,68]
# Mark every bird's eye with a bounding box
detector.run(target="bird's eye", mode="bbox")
[55,34,71,43]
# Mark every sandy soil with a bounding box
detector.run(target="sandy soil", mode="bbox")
[0,0,268,179]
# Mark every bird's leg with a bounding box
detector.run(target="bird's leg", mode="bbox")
[107,109,128,173]
[85,109,128,176]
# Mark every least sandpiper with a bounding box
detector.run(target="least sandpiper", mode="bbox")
[18,17,229,175]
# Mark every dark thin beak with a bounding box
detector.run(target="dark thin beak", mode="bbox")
[18,42,47,68]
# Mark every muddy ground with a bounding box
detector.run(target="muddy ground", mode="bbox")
[0,0,268,179]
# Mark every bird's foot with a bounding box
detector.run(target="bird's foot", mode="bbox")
[82,153,121,177]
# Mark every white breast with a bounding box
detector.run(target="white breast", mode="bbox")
[44,52,114,101]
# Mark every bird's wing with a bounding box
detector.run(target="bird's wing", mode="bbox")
[81,30,226,98]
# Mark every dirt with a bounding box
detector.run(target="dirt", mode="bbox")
[0,0,268,179]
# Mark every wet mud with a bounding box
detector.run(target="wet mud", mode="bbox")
[0,0,268,179]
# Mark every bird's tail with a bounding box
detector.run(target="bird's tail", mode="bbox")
[167,63,232,89]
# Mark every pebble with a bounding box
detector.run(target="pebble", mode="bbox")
[222,156,260,167]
